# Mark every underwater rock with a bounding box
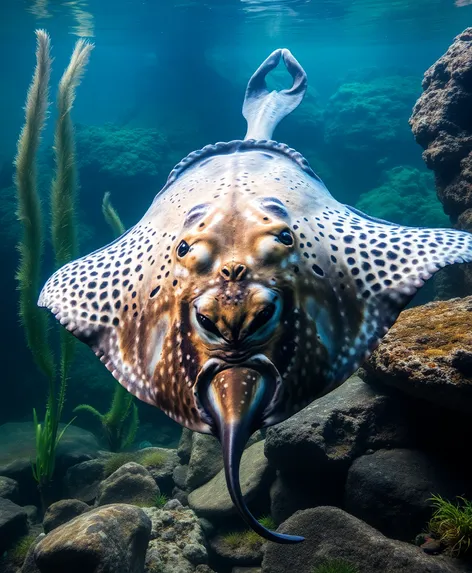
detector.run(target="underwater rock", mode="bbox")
[186,434,224,491]
[410,28,472,296]
[0,498,28,554]
[42,499,90,534]
[363,296,472,413]
[345,449,470,542]
[209,533,263,569]
[0,422,99,505]
[0,476,19,503]
[186,432,263,492]
[178,429,194,464]
[23,505,39,526]
[231,569,261,573]
[96,462,159,507]
[264,375,409,480]
[143,447,180,495]
[262,506,470,573]
[410,28,472,221]
[173,463,189,489]
[142,504,207,573]
[64,457,107,503]
[34,504,151,573]
[188,441,273,521]
[269,473,317,525]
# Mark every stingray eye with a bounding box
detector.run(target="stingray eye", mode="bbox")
[196,313,221,337]
[177,240,190,257]
[277,229,293,246]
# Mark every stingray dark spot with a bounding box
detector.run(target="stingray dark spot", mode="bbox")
[347,257,356,265]
[362,262,371,271]
[115,300,121,310]
[86,292,95,300]
[345,247,355,255]
[352,267,360,276]
[371,283,381,292]
[99,281,108,289]
[90,314,97,321]
[123,279,129,287]
[99,292,107,301]
[101,302,111,312]
[139,274,144,281]
[150,285,161,298]
[293,265,299,273]
[81,311,88,318]
[112,317,119,326]
[366,273,375,282]
[403,248,412,255]
[88,281,97,289]
[165,271,170,278]
[303,252,309,259]
[135,264,142,272]
[132,291,137,299]
[362,290,371,299]
[331,255,337,263]
[374,259,385,267]
[344,235,354,244]
[112,289,119,299]
[338,271,344,278]
[133,311,138,318]
[393,273,402,281]
[312,264,324,277]
[122,268,130,276]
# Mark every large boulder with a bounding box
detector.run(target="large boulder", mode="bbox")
[345,449,471,542]
[143,503,208,573]
[188,441,273,521]
[95,462,159,507]
[34,504,151,573]
[0,422,99,505]
[43,499,90,533]
[0,497,28,554]
[362,296,472,413]
[262,506,470,573]
[264,375,409,479]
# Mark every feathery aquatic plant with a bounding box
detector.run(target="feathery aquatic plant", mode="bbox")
[428,494,472,557]
[14,29,93,507]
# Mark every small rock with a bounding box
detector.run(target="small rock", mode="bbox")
[143,505,207,573]
[270,473,319,525]
[0,498,28,554]
[345,448,470,541]
[186,434,224,490]
[96,462,159,507]
[261,506,470,573]
[0,476,19,502]
[188,441,273,521]
[421,538,443,555]
[141,447,180,495]
[182,542,208,565]
[43,499,90,533]
[34,504,151,573]
[195,566,217,573]
[173,463,188,489]
[163,499,182,510]
[178,428,193,464]
[199,517,215,537]
[64,458,106,503]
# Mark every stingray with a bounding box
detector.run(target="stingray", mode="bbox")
[38,49,472,543]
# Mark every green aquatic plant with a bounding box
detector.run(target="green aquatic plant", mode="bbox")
[222,515,277,549]
[154,493,169,508]
[7,534,37,566]
[102,449,168,477]
[14,29,93,509]
[312,559,360,573]
[428,494,472,557]
[139,450,167,468]
[73,192,139,452]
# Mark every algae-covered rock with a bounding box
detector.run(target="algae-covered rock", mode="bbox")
[363,296,472,413]
[96,462,159,507]
[64,457,106,503]
[188,441,273,520]
[34,504,151,573]
[42,499,90,533]
[143,504,207,573]
[262,506,470,573]
[345,449,471,542]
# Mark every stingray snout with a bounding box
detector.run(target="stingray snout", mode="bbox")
[195,356,304,544]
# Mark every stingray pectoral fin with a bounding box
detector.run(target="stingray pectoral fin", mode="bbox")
[202,367,304,544]
[243,48,307,141]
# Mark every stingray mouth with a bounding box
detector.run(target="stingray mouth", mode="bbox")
[194,356,304,544]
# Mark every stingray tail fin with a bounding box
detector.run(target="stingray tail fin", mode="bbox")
[242,48,307,141]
